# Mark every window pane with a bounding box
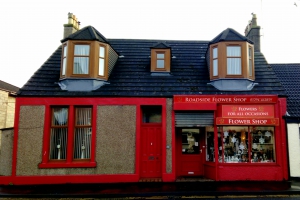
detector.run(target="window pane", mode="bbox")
[99,58,105,76]
[74,107,92,159]
[62,58,67,76]
[251,127,275,163]
[50,128,67,160]
[76,107,92,125]
[73,57,89,74]
[52,108,68,126]
[249,59,253,76]
[142,106,162,123]
[227,46,241,56]
[74,45,90,55]
[213,59,218,76]
[73,128,92,159]
[50,107,68,160]
[157,60,164,68]
[63,45,67,57]
[221,126,249,163]
[182,129,200,154]
[157,53,164,59]
[249,48,252,58]
[206,130,215,161]
[227,58,241,74]
[99,46,105,57]
[213,48,218,59]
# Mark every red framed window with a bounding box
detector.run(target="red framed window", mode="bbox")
[39,105,96,168]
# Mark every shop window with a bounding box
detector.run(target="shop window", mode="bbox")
[142,106,162,123]
[39,106,96,168]
[181,129,200,154]
[218,126,275,163]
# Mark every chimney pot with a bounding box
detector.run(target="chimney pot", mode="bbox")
[245,13,261,52]
[63,13,80,39]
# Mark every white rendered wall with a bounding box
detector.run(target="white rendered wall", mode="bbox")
[287,123,300,177]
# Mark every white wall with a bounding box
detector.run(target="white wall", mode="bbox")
[287,123,300,177]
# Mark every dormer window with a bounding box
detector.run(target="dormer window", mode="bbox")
[209,42,254,80]
[207,28,257,88]
[60,40,112,80]
[59,25,118,91]
[150,43,171,73]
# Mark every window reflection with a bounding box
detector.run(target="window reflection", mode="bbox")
[182,129,199,154]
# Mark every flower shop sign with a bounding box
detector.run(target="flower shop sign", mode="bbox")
[217,105,278,126]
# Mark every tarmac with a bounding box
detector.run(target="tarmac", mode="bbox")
[0,179,300,199]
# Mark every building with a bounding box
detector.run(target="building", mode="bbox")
[0,80,19,129]
[271,63,300,178]
[0,13,289,185]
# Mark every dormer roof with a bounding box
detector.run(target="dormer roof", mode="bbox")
[61,26,109,43]
[150,42,171,49]
[209,28,254,45]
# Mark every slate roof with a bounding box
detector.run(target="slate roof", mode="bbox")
[0,80,19,93]
[17,26,286,97]
[271,63,300,117]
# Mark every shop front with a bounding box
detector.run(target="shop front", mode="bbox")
[173,95,288,181]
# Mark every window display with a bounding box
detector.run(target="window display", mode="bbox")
[217,126,275,163]
[250,127,275,163]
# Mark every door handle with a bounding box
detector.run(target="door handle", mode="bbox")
[200,149,202,153]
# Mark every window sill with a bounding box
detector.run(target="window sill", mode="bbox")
[38,162,97,168]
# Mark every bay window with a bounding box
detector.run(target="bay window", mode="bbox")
[209,42,255,80]
[60,40,115,81]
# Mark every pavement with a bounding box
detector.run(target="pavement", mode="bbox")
[0,179,300,199]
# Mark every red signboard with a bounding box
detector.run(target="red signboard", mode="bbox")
[216,117,279,126]
[174,95,277,104]
[222,105,274,118]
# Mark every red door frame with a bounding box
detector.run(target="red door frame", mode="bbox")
[175,127,205,177]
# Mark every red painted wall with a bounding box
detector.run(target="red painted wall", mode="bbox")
[0,95,288,185]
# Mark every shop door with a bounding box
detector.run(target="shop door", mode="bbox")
[140,125,162,178]
[176,127,205,176]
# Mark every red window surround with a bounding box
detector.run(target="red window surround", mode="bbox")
[39,105,97,168]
